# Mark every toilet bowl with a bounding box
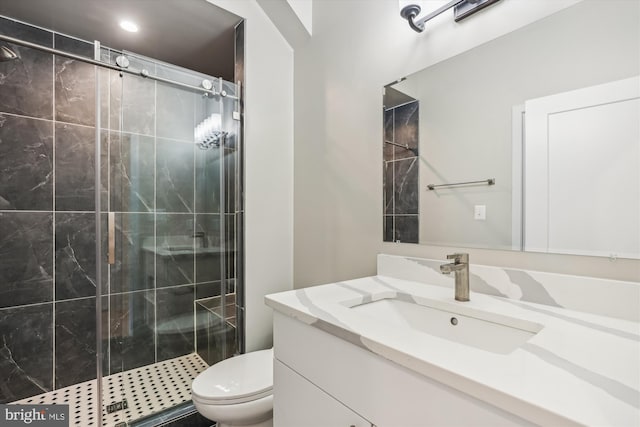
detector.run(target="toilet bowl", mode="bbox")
[192,349,273,427]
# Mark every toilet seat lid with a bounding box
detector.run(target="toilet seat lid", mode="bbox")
[192,349,273,404]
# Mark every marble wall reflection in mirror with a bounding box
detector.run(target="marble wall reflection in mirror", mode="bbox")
[383,0,639,259]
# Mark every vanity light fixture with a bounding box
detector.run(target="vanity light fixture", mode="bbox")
[119,20,139,33]
[400,0,500,33]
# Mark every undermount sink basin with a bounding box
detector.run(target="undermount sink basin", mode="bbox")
[350,297,543,354]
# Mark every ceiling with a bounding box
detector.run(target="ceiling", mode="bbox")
[0,0,241,79]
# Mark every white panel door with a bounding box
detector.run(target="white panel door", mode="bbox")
[524,76,640,258]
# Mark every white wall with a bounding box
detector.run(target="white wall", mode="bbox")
[293,0,640,287]
[287,0,312,35]
[208,0,294,351]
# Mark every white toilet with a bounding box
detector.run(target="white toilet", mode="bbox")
[191,349,274,427]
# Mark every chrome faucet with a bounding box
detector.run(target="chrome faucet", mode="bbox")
[440,253,470,302]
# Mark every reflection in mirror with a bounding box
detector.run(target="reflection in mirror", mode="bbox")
[383,87,420,243]
[384,0,639,259]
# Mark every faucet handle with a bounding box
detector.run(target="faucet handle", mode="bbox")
[446,253,468,263]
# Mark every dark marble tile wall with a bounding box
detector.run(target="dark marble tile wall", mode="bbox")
[156,82,196,141]
[54,35,95,126]
[395,216,420,243]
[0,16,241,406]
[0,114,53,210]
[157,139,195,213]
[55,212,98,300]
[0,212,53,308]
[109,132,155,212]
[195,147,221,214]
[121,59,156,137]
[394,157,419,214]
[383,101,419,243]
[0,17,53,119]
[106,291,155,373]
[109,213,155,294]
[55,123,96,211]
[0,16,98,403]
[156,285,195,362]
[393,101,419,160]
[384,216,394,242]
[55,297,96,388]
[156,213,196,287]
[0,303,53,403]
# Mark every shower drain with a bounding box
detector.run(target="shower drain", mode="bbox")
[12,353,209,426]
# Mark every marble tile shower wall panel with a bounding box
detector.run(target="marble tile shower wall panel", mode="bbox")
[0,212,53,308]
[195,214,222,285]
[157,138,195,213]
[383,109,393,160]
[383,107,394,242]
[0,17,101,403]
[55,212,99,300]
[156,213,195,288]
[384,216,393,242]
[156,284,196,362]
[393,101,419,160]
[0,303,53,403]
[101,52,123,132]
[395,216,419,243]
[156,83,196,141]
[0,18,53,119]
[384,161,393,215]
[0,114,53,210]
[109,132,155,212]
[55,122,96,211]
[109,213,155,294]
[120,62,156,137]
[195,148,222,213]
[383,101,419,243]
[106,291,155,374]
[54,35,95,127]
[54,297,96,387]
[394,157,419,214]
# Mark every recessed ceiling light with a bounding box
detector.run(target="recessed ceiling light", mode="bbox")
[119,20,139,33]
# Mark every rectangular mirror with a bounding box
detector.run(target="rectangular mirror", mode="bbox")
[383,0,639,259]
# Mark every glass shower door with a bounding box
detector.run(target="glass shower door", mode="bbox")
[100,51,239,425]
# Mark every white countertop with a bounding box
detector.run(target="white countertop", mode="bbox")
[265,275,640,427]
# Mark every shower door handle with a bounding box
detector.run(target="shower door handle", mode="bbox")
[108,212,115,265]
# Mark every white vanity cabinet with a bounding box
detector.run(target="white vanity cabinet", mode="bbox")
[272,312,534,427]
[274,359,373,427]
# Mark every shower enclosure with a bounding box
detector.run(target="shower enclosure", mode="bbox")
[0,15,243,426]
